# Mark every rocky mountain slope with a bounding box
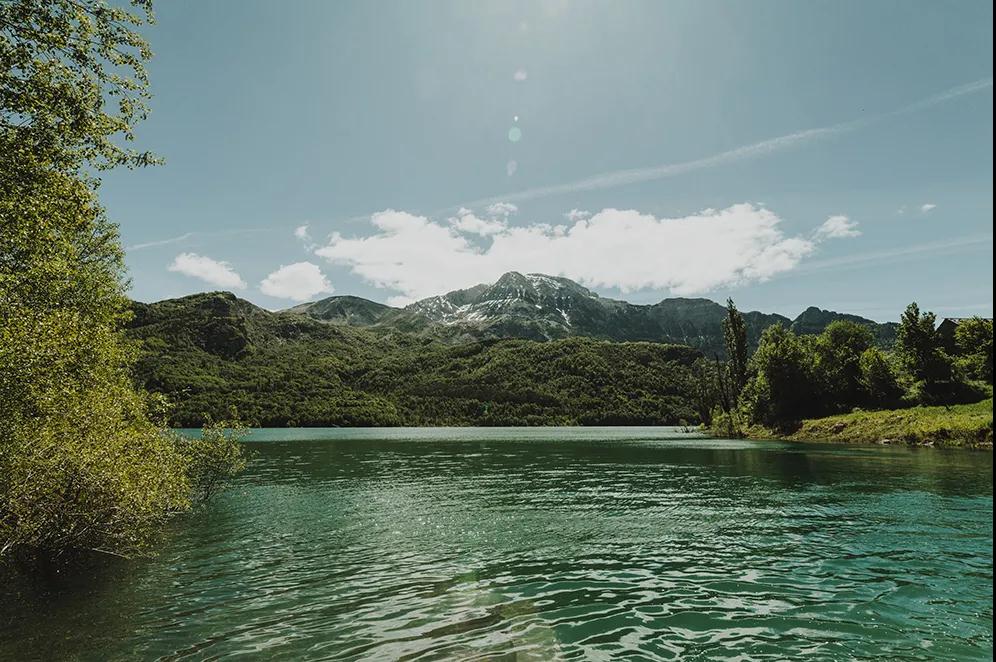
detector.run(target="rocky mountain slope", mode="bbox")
[285,271,897,355]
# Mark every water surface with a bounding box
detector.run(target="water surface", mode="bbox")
[2,427,992,660]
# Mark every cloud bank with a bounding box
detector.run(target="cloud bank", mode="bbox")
[168,253,246,289]
[260,262,334,301]
[316,204,857,305]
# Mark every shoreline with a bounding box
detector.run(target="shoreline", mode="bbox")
[740,398,993,450]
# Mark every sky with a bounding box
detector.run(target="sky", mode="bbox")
[104,0,993,321]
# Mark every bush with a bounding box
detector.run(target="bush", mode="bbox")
[709,406,744,438]
[175,417,249,502]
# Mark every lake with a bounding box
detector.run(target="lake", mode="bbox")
[2,427,993,660]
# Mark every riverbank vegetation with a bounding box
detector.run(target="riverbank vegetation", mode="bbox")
[753,399,993,448]
[702,299,993,446]
[1,0,244,564]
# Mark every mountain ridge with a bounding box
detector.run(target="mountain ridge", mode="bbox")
[124,280,897,426]
[277,271,897,354]
[125,290,704,426]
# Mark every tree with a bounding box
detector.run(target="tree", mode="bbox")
[895,302,954,393]
[812,320,873,410]
[722,298,749,401]
[688,358,722,425]
[738,325,816,426]
[954,317,993,383]
[1,1,242,561]
[858,347,901,407]
[1,0,160,172]
[0,138,191,559]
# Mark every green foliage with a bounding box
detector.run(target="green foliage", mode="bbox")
[812,321,874,407]
[731,303,986,433]
[722,298,749,402]
[175,416,248,502]
[858,347,902,407]
[0,146,190,560]
[709,405,744,438]
[0,0,160,172]
[687,359,723,425]
[127,293,704,427]
[738,325,816,426]
[776,399,993,448]
[954,317,993,383]
[896,303,954,392]
[1,1,243,562]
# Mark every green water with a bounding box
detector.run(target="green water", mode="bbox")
[2,428,993,661]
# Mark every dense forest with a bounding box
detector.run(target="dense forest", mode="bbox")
[128,293,703,426]
[127,290,993,431]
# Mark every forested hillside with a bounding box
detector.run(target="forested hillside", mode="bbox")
[129,292,703,426]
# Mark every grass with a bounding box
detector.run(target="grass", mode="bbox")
[750,399,993,448]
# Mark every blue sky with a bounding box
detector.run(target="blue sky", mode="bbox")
[105,0,993,321]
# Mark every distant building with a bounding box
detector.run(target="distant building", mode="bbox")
[937,317,993,352]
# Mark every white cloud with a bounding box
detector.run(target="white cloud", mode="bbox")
[486,202,518,218]
[565,209,591,222]
[449,208,508,236]
[293,223,319,251]
[168,253,246,289]
[259,262,334,301]
[513,69,528,82]
[815,215,861,239]
[316,204,830,304]
[920,203,937,214]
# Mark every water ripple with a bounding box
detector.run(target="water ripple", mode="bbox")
[1,429,992,661]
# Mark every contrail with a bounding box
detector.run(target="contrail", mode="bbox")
[130,77,993,250]
[795,232,993,275]
[459,77,993,210]
[126,232,194,251]
[125,228,275,252]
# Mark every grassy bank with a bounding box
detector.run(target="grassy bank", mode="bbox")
[748,399,993,448]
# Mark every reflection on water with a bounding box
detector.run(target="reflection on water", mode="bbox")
[2,428,993,660]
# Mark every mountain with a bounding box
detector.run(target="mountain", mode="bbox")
[130,291,342,359]
[126,292,702,427]
[125,280,899,427]
[286,295,394,327]
[790,306,898,345]
[286,271,895,355]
